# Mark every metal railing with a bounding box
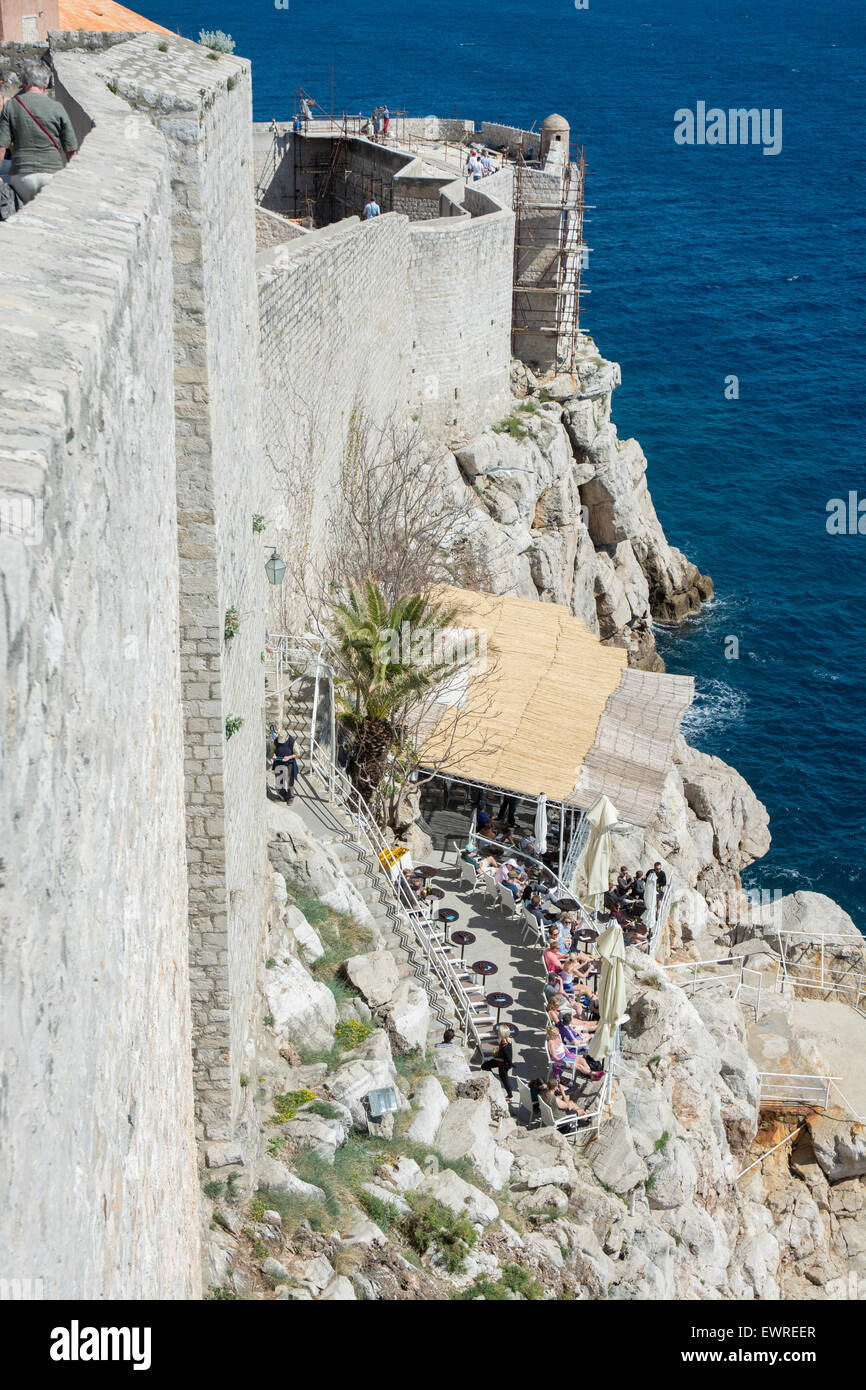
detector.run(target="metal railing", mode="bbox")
[304,734,490,1054]
[758,1072,839,1108]
[665,954,764,1020]
[456,830,598,936]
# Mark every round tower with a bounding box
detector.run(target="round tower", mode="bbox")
[540,112,570,161]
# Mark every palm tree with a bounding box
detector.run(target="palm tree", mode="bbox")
[330,579,475,806]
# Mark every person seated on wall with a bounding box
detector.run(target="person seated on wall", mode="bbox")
[272,731,298,802]
[0,62,78,206]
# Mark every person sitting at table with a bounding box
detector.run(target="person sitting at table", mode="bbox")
[547,1025,603,1081]
[536,1078,587,1119]
[478,851,499,873]
[476,801,491,830]
[460,843,481,870]
[494,859,521,899]
[617,866,633,895]
[543,934,564,976]
[543,971,562,1004]
[527,892,546,924]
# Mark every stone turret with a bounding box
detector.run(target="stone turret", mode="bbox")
[540,111,570,161]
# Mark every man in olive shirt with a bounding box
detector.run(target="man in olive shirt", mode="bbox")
[0,61,78,205]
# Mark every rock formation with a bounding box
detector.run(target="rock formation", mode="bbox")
[437,336,713,672]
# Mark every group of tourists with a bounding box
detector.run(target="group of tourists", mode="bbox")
[465,147,496,179]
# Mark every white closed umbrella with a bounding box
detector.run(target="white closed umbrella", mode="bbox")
[582,794,620,903]
[534,792,548,855]
[593,923,627,1063]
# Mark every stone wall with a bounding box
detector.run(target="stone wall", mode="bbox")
[408,197,514,441]
[257,214,414,623]
[0,60,198,1300]
[80,34,271,1157]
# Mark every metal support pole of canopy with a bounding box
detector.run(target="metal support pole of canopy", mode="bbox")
[558,802,565,882]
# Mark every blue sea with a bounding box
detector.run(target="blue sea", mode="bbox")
[148,0,866,926]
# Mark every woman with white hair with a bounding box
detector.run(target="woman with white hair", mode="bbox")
[0,61,78,204]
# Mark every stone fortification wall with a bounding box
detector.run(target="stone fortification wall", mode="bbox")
[83,34,271,1159]
[257,214,414,622]
[0,60,199,1299]
[408,198,514,440]
[255,127,515,448]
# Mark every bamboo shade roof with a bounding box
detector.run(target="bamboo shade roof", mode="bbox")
[420,587,627,801]
[421,587,694,826]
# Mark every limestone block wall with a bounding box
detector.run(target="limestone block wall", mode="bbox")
[408,194,515,441]
[257,215,414,623]
[80,34,270,1154]
[0,65,198,1299]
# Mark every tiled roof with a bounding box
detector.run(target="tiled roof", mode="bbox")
[57,0,172,34]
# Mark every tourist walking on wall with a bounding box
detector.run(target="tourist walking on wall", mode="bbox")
[381,105,390,139]
[0,62,78,204]
[364,197,380,219]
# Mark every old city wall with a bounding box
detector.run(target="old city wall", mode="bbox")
[0,56,199,1299]
[84,34,271,1163]
[255,129,515,585]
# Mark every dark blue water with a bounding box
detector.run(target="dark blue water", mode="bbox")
[149,0,866,924]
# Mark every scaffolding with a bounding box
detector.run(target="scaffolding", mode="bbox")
[287,90,406,225]
[511,137,590,371]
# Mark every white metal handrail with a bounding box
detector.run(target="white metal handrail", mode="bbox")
[665,954,764,1019]
[463,831,598,935]
[758,1072,840,1108]
[305,734,488,1052]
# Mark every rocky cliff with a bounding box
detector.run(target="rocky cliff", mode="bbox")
[200,829,866,1302]
[433,335,713,672]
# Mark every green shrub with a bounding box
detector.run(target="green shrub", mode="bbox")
[199,29,235,52]
[271,1088,317,1123]
[491,414,529,441]
[225,714,243,739]
[402,1193,477,1273]
[335,1018,371,1049]
[224,607,240,641]
[203,1180,223,1200]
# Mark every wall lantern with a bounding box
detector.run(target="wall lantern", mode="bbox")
[265,550,286,585]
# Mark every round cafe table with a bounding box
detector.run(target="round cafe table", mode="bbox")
[577,927,598,944]
[438,908,459,942]
[417,864,439,881]
[485,990,513,1025]
[451,930,476,962]
[425,886,445,905]
[555,897,579,913]
[471,959,498,986]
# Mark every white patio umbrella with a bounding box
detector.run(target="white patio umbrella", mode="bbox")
[582,794,620,903]
[593,922,627,1063]
[534,792,548,855]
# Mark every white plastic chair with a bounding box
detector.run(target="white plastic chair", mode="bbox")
[480,871,498,902]
[460,858,478,891]
[538,1095,579,1140]
[498,883,519,917]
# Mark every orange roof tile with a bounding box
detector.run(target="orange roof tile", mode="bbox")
[58,0,172,34]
